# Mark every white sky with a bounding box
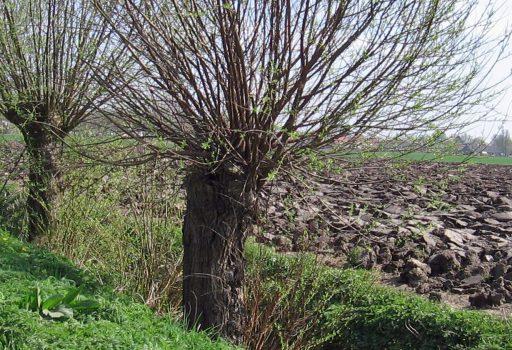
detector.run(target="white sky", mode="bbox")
[465,0,512,140]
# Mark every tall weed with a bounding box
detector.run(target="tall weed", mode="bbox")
[41,160,184,315]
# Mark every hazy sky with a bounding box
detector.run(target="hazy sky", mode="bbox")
[466,0,512,139]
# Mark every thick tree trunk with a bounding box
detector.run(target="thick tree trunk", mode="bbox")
[182,171,251,344]
[22,125,61,242]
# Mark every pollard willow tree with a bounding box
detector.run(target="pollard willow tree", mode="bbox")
[95,0,506,342]
[0,0,124,240]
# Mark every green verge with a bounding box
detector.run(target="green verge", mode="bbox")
[246,244,512,350]
[0,230,233,350]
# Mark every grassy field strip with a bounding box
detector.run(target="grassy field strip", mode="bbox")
[372,152,512,165]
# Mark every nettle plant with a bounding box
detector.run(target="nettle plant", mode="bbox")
[21,287,100,321]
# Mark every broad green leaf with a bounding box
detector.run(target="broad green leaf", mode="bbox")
[42,294,64,310]
[62,287,80,305]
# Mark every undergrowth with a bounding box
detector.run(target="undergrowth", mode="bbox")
[42,159,184,315]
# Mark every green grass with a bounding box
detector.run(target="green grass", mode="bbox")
[247,244,512,350]
[0,134,22,143]
[365,151,512,165]
[0,229,233,350]
[4,231,509,350]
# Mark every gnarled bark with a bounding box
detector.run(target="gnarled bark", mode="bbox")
[22,124,61,241]
[182,170,251,344]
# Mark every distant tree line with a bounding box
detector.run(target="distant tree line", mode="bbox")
[454,129,512,156]
[379,128,512,157]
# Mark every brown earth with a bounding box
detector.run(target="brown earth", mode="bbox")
[258,160,512,315]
